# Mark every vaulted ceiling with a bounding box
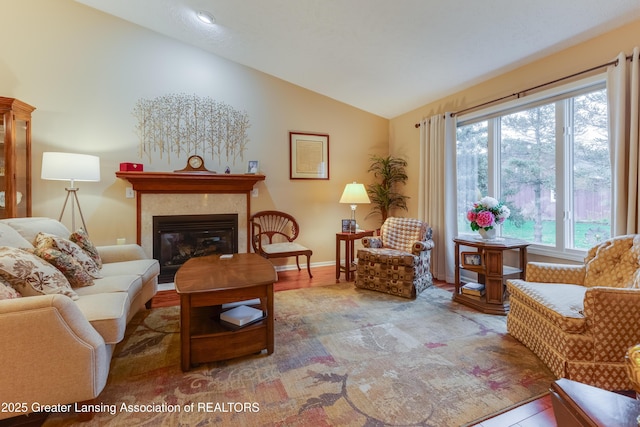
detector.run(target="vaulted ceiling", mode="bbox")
[76,0,640,118]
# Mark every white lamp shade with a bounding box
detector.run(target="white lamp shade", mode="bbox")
[41,152,101,182]
[339,182,370,204]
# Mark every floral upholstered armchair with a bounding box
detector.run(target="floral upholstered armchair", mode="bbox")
[355,217,434,299]
[507,234,640,390]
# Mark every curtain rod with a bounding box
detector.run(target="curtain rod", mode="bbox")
[414,53,634,128]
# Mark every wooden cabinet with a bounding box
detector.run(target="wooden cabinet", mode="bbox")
[453,236,529,315]
[0,97,35,219]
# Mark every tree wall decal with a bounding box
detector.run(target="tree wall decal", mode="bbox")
[133,93,250,166]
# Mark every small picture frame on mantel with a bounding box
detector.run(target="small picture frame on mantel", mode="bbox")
[247,160,259,174]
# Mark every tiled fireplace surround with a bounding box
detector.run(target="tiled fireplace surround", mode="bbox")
[141,193,247,257]
[115,171,266,260]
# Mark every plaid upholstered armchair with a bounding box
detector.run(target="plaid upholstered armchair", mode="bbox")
[507,234,640,390]
[355,217,434,299]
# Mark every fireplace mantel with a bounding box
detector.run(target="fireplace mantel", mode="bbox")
[115,171,265,193]
[115,171,265,248]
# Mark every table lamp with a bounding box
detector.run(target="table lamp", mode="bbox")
[339,182,370,233]
[41,152,100,233]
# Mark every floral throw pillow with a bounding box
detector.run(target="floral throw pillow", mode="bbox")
[0,276,21,299]
[34,232,102,278]
[34,246,95,288]
[69,228,102,269]
[0,246,77,300]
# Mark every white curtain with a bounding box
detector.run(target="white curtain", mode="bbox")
[418,113,457,283]
[608,47,640,234]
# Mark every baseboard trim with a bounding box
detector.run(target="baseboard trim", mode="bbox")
[275,261,334,272]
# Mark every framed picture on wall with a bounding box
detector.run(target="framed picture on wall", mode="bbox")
[289,132,329,180]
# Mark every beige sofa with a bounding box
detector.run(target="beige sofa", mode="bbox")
[506,234,640,390]
[0,217,159,420]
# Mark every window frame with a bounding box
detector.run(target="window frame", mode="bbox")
[456,73,609,261]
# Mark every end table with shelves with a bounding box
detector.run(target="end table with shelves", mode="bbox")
[335,230,375,282]
[453,235,529,315]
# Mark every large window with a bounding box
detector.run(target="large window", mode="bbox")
[457,77,610,257]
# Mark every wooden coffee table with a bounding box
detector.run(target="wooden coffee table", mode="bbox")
[175,253,277,371]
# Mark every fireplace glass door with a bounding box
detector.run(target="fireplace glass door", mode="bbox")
[153,214,238,283]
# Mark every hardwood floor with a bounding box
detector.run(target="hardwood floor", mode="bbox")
[152,264,558,426]
[469,395,556,427]
[151,264,339,308]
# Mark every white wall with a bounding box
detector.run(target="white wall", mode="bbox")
[0,0,389,267]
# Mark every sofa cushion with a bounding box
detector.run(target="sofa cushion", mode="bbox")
[33,246,95,288]
[0,246,78,300]
[358,247,417,267]
[507,279,587,333]
[99,259,160,286]
[261,242,309,255]
[74,275,142,303]
[0,222,34,249]
[0,277,21,299]
[69,228,102,269]
[1,217,71,243]
[73,292,130,344]
[34,232,102,278]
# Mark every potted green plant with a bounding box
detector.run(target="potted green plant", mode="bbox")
[366,155,409,224]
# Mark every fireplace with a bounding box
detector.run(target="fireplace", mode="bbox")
[153,214,238,283]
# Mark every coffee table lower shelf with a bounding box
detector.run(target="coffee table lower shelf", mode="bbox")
[187,306,270,366]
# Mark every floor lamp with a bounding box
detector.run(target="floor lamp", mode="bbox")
[41,152,101,233]
[339,182,370,233]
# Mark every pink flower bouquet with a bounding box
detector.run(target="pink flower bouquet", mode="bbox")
[466,196,510,231]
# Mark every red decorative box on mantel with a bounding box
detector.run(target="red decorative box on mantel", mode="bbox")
[119,162,144,172]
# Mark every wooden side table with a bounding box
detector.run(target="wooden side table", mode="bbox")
[550,378,640,426]
[453,235,529,315]
[336,230,375,282]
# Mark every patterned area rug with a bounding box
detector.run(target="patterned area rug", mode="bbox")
[45,284,554,426]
